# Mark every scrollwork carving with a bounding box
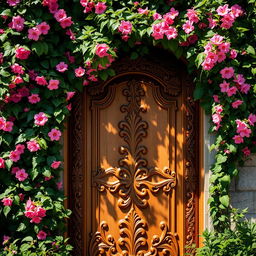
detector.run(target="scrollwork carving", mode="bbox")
[90,208,179,256]
[93,80,176,209]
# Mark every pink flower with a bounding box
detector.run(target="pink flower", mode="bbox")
[214,105,223,114]
[15,144,25,154]
[75,67,85,77]
[95,2,107,14]
[220,67,235,79]
[218,42,230,53]
[0,158,5,168]
[4,121,14,132]
[28,94,40,104]
[210,34,224,45]
[51,161,61,169]
[11,167,20,174]
[187,9,199,23]
[27,140,40,152]
[118,21,132,35]
[13,76,23,84]
[229,49,237,59]
[48,79,59,90]
[95,44,109,58]
[208,17,217,29]
[48,128,62,141]
[219,80,230,92]
[11,64,24,75]
[2,198,13,206]
[66,91,75,101]
[138,8,149,15]
[151,23,165,40]
[248,114,256,126]
[34,112,48,126]
[2,235,10,245]
[15,169,28,181]
[60,17,73,29]
[231,4,244,18]
[35,76,48,86]
[15,47,31,60]
[54,9,67,22]
[240,83,251,94]
[28,27,41,41]
[153,13,162,20]
[216,4,230,16]
[232,100,243,108]
[56,62,68,72]
[234,74,245,85]
[227,86,237,97]
[0,117,6,130]
[9,150,20,162]
[233,135,244,144]
[242,147,251,156]
[182,20,194,34]
[37,22,50,35]
[217,51,226,63]
[212,113,221,125]
[165,26,178,40]
[7,0,20,6]
[236,120,251,137]
[37,230,47,240]
[11,16,25,31]
[24,199,46,223]
[213,95,220,103]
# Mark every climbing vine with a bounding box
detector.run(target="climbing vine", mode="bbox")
[0,0,256,254]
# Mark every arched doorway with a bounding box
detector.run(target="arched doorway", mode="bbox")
[68,51,200,256]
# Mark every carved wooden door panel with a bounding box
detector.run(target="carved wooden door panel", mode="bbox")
[69,55,199,256]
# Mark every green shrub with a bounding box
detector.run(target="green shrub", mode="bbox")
[197,210,256,256]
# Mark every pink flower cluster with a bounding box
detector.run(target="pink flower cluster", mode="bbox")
[202,34,237,70]
[80,0,107,14]
[9,144,25,163]
[28,22,50,41]
[37,230,47,240]
[182,9,199,34]
[219,70,251,97]
[216,4,243,29]
[42,1,73,28]
[0,158,5,168]
[151,8,179,40]
[212,104,223,130]
[118,21,132,41]
[24,199,46,224]
[233,119,252,144]
[0,117,14,132]
[34,75,60,90]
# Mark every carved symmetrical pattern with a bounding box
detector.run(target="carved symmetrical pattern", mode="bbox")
[90,208,179,256]
[93,80,177,209]
[184,76,199,256]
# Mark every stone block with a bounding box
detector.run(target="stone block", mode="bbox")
[236,167,256,191]
[230,191,256,214]
[244,154,256,167]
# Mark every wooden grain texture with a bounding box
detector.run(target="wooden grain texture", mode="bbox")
[68,52,199,256]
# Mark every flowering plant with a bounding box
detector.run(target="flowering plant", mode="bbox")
[0,0,256,254]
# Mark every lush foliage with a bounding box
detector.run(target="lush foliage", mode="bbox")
[197,210,256,256]
[0,0,256,254]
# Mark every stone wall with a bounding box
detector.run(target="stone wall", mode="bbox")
[231,155,256,221]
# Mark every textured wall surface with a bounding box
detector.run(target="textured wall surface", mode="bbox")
[230,155,256,221]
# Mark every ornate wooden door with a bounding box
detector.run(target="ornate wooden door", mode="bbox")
[68,54,199,256]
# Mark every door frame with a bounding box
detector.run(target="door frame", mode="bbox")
[63,53,205,255]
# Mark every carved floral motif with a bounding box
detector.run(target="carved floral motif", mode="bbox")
[90,208,179,256]
[93,80,177,209]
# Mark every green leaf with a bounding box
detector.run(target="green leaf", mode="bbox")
[219,195,230,208]
[246,45,255,55]
[0,69,11,77]
[20,243,30,252]
[3,206,11,217]
[195,52,205,68]
[220,175,231,186]
[38,138,47,150]
[216,154,227,164]
[0,9,12,16]
[22,236,34,242]
[17,222,27,232]
[43,167,51,177]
